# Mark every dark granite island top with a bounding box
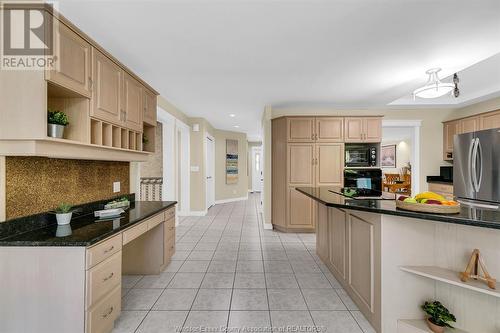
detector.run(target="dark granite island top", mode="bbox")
[296,186,500,230]
[0,200,176,246]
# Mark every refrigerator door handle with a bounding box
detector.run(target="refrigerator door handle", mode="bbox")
[467,138,475,192]
[475,138,483,192]
[471,138,479,192]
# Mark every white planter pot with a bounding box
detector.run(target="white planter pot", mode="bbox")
[56,212,72,225]
[56,224,72,237]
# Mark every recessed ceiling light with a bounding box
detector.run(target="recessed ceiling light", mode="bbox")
[229,114,236,118]
[233,125,240,128]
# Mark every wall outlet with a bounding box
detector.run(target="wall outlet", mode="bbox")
[113,181,121,193]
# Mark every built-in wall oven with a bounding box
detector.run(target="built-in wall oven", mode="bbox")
[345,144,378,167]
[344,168,383,192]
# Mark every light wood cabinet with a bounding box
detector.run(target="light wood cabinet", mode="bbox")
[428,182,453,200]
[288,143,315,185]
[344,117,382,142]
[287,117,315,142]
[122,73,144,132]
[316,117,344,142]
[480,110,500,130]
[443,120,459,160]
[47,21,92,97]
[316,204,329,261]
[91,49,122,125]
[316,143,343,186]
[328,207,346,279]
[460,116,480,134]
[143,89,157,126]
[287,187,315,229]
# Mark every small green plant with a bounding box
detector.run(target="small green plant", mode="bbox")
[48,109,69,126]
[422,301,456,328]
[142,135,149,145]
[55,202,73,214]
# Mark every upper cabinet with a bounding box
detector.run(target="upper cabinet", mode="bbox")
[344,117,382,143]
[91,49,122,125]
[287,118,315,142]
[46,21,92,97]
[122,73,144,132]
[316,117,344,142]
[143,89,157,126]
[443,109,500,160]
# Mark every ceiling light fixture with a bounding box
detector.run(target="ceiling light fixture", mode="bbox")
[413,68,455,99]
[233,125,240,128]
[229,114,236,118]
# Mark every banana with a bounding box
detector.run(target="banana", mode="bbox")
[415,191,446,201]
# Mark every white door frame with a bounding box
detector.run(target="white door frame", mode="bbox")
[382,120,421,194]
[205,134,215,209]
[176,119,191,216]
[251,146,263,192]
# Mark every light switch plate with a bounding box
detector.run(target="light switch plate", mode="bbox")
[113,181,121,193]
[190,166,200,172]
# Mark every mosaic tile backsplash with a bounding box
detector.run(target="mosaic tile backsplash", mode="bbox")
[6,157,130,219]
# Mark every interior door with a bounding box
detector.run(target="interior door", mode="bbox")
[252,147,263,192]
[205,136,215,209]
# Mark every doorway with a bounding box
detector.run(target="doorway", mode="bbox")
[251,146,263,192]
[205,135,215,209]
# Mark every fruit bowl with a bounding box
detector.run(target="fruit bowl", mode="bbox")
[396,199,460,214]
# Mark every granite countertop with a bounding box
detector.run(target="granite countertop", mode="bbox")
[296,186,500,230]
[0,201,176,247]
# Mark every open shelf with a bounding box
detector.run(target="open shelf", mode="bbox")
[400,266,500,298]
[142,123,156,153]
[398,319,469,333]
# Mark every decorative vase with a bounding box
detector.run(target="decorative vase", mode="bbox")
[426,318,445,333]
[47,124,65,138]
[56,212,72,226]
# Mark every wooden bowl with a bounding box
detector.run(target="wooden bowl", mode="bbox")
[396,200,460,214]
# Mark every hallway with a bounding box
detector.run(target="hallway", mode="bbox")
[115,193,374,333]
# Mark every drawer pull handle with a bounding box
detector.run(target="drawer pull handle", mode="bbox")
[103,245,114,254]
[102,306,114,319]
[170,246,174,249]
[103,272,114,282]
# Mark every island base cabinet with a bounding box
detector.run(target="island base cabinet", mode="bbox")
[322,207,381,333]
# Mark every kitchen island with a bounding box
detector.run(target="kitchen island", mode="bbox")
[0,198,176,333]
[296,187,500,333]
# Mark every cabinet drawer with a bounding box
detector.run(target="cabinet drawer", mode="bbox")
[86,234,122,269]
[147,212,164,230]
[165,218,175,241]
[86,251,122,309]
[428,183,453,195]
[164,207,175,221]
[122,221,148,245]
[86,285,121,333]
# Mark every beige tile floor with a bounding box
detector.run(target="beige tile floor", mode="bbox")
[114,193,375,333]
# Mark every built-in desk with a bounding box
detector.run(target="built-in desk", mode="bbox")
[0,200,176,333]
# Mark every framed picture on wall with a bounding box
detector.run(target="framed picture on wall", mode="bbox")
[381,145,396,168]
[226,139,239,184]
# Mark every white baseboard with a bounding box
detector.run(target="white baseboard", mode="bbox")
[215,195,248,204]
[263,223,273,230]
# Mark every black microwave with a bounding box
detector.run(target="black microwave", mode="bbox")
[345,145,377,167]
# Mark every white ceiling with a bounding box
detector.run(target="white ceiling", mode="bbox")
[56,0,500,140]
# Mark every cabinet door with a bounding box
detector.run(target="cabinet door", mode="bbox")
[91,50,122,125]
[316,117,344,142]
[143,89,157,126]
[460,116,479,134]
[329,208,346,279]
[316,204,329,261]
[47,21,91,97]
[348,213,374,311]
[316,143,344,186]
[287,188,315,229]
[364,118,382,142]
[287,118,315,142]
[288,144,314,185]
[480,110,500,130]
[344,118,364,142]
[122,74,143,132]
[443,120,459,160]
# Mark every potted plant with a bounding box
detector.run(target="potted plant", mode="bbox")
[47,109,69,139]
[421,300,456,333]
[54,203,73,226]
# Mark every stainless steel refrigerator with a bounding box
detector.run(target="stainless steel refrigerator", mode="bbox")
[454,128,500,206]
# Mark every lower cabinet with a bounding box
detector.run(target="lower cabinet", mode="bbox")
[318,207,381,332]
[287,188,315,231]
